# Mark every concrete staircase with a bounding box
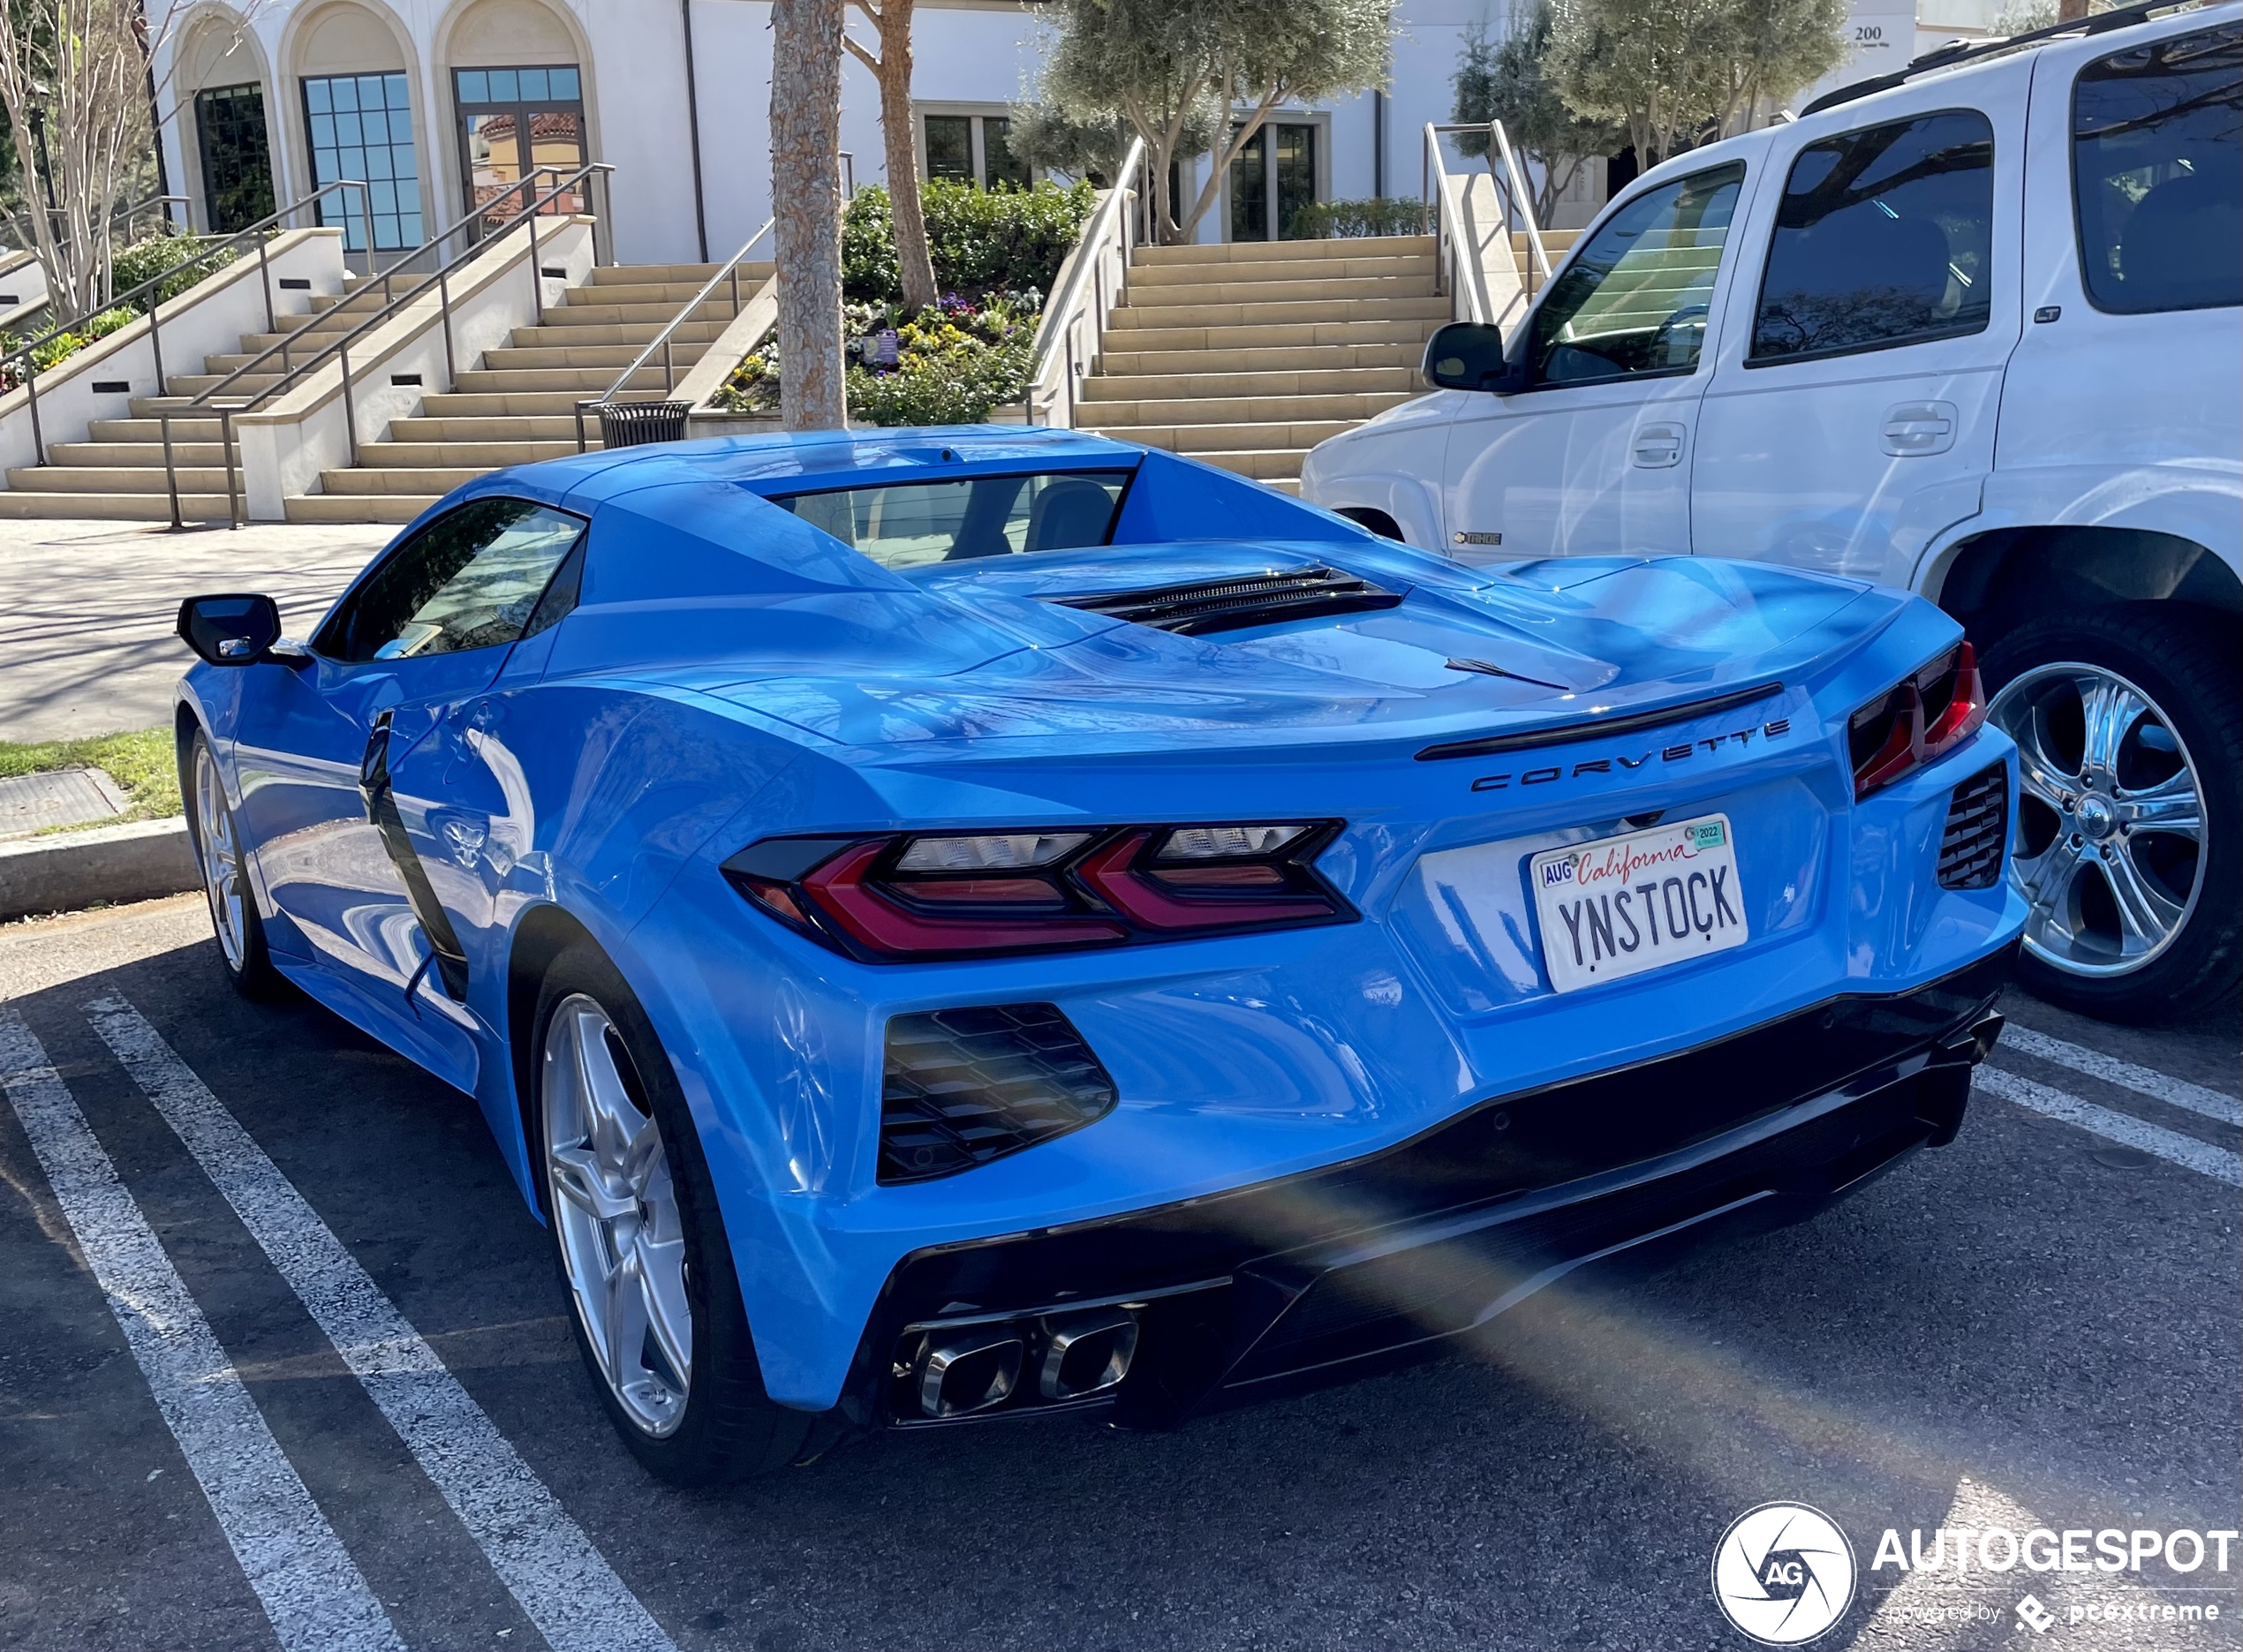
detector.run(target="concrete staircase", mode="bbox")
[1075,236,1444,494]
[0,261,765,524]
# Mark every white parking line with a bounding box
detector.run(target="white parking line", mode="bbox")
[1998,1025,2243,1128]
[1975,1065,2243,1187]
[0,1010,406,1652]
[85,996,680,1652]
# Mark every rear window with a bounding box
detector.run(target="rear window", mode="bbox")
[2073,22,2243,315]
[767,470,1130,570]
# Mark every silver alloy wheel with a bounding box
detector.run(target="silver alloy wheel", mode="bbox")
[192,741,247,972]
[541,994,693,1437]
[1988,660,2207,978]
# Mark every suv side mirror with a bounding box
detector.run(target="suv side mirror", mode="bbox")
[178,593,283,667]
[1424,322,1525,393]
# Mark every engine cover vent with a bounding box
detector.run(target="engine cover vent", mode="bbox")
[1047,565,1403,636]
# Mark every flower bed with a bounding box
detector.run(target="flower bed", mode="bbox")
[714,179,1095,426]
[0,233,240,392]
[714,290,1043,426]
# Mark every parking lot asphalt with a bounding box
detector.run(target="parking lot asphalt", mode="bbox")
[1,896,2236,1652]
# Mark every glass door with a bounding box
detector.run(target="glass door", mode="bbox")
[196,84,276,233]
[1227,122,1318,242]
[453,65,585,236]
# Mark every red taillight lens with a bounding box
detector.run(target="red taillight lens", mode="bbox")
[1848,641,1985,800]
[722,823,1349,961]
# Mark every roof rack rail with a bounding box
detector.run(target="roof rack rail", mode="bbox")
[1799,0,2189,116]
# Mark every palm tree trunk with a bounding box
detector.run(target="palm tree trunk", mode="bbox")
[771,0,848,430]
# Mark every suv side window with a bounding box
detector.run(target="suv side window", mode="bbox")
[1528,162,1746,386]
[315,497,586,663]
[1749,110,1995,365]
[2073,22,2243,315]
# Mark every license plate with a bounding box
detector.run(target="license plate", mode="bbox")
[1529,813,1748,994]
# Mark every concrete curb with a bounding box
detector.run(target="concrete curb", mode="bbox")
[0,817,198,922]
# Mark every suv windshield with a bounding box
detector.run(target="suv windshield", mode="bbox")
[767,470,1131,569]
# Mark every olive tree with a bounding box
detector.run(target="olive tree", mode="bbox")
[1451,4,1624,223]
[843,0,939,313]
[1031,0,1396,244]
[770,0,847,428]
[1545,0,1844,170]
[0,0,209,317]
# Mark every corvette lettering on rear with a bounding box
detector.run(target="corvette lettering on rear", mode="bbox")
[1471,718,1792,794]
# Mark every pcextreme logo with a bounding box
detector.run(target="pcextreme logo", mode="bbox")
[1712,1503,1859,1645]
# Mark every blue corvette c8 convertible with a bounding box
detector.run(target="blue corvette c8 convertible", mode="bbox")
[174,426,2024,1482]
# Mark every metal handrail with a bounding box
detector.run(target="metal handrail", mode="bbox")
[1422,121,1553,325]
[572,215,774,451]
[4,180,380,466]
[1022,135,1146,428]
[155,162,614,529]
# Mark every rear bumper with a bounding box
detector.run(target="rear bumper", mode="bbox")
[843,946,2013,1429]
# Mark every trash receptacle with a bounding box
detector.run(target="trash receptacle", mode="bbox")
[597,400,693,449]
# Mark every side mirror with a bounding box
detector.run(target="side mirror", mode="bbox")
[1424,322,1524,393]
[177,593,283,667]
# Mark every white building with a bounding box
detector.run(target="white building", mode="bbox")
[149,0,2005,268]
[152,0,1502,266]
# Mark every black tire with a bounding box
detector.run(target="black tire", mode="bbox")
[1980,602,2241,1024]
[530,942,817,1482]
[181,728,289,1001]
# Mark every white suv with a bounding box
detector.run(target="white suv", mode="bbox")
[1302,3,2241,1022]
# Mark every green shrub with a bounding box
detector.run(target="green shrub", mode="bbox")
[1,306,139,388]
[1284,198,1431,239]
[842,179,1097,303]
[110,232,240,313]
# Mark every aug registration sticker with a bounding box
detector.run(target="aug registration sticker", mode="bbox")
[1529,812,1748,994]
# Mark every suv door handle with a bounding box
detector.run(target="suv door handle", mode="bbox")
[1632,422,1686,468]
[1881,401,1958,456]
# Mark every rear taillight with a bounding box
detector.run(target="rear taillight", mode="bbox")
[1848,641,1985,800]
[721,822,1350,961]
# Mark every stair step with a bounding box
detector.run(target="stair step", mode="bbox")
[5,464,235,494]
[0,490,238,521]
[388,414,593,441]
[1129,254,1434,288]
[320,466,499,494]
[1112,296,1451,329]
[452,367,679,393]
[1083,366,1420,402]
[532,299,737,327]
[1119,276,1438,308]
[287,494,439,524]
[1098,341,1428,377]
[561,280,753,308]
[355,439,586,466]
[1106,318,1446,355]
[481,343,714,372]
[1082,392,1417,427]
[505,320,732,349]
[1079,419,1356,454]
[417,391,603,417]
[45,441,230,467]
[1134,236,1434,266]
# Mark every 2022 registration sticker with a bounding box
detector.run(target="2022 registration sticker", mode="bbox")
[1531,813,1749,994]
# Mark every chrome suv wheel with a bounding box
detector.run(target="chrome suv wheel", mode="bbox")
[1981,606,2239,1025]
[1990,660,2206,979]
[541,992,694,1437]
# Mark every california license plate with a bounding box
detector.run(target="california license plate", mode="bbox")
[1530,814,1748,994]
